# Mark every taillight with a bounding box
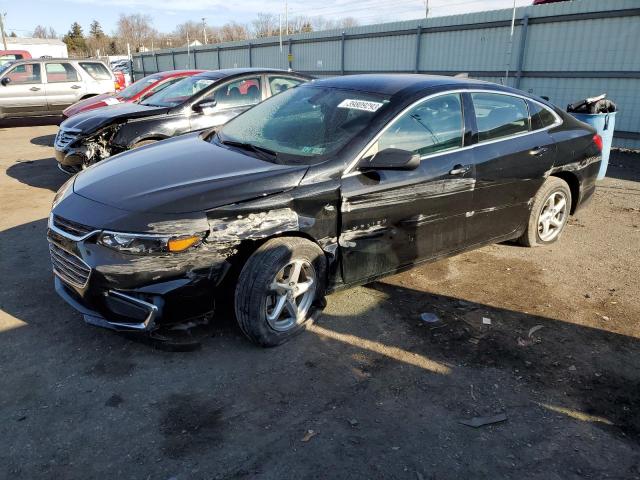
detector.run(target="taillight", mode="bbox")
[593,134,603,151]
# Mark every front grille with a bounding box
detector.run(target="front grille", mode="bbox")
[49,242,91,288]
[52,215,95,238]
[55,129,79,149]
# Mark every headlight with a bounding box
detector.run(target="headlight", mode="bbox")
[98,231,206,254]
[52,177,74,208]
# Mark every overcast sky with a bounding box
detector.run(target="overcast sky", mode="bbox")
[2,0,533,37]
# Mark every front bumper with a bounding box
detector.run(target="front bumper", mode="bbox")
[47,214,229,332]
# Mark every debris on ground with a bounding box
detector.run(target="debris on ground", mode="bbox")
[301,429,317,442]
[348,418,359,427]
[459,413,508,428]
[420,312,440,323]
[528,325,544,338]
[482,317,492,325]
[569,365,577,371]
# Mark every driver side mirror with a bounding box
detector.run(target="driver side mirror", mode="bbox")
[193,99,217,114]
[1,77,11,86]
[359,148,420,171]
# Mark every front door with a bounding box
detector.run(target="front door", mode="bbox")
[0,62,46,116]
[44,62,86,112]
[339,93,475,284]
[189,75,264,132]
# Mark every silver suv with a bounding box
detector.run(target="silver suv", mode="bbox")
[0,58,116,119]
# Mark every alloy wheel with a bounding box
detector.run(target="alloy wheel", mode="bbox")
[265,260,316,332]
[537,191,567,242]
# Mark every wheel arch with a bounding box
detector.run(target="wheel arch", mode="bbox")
[550,171,580,214]
[79,93,97,100]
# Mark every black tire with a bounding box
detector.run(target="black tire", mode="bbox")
[235,237,326,347]
[518,176,572,247]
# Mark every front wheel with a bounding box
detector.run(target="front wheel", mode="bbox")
[518,176,572,247]
[235,237,326,347]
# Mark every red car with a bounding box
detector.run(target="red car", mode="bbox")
[62,69,204,118]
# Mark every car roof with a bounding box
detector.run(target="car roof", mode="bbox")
[152,69,205,78]
[193,68,311,80]
[308,73,505,96]
[8,57,106,63]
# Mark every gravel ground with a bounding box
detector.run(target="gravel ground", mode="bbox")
[1,118,639,479]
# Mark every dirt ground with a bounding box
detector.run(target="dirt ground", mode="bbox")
[1,117,639,479]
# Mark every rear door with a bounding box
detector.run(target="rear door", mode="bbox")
[44,62,86,112]
[0,62,46,116]
[465,91,557,245]
[340,92,475,284]
[189,75,264,132]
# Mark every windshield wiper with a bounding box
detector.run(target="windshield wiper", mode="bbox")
[221,139,278,161]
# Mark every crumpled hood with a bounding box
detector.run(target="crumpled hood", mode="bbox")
[60,102,169,134]
[73,133,309,214]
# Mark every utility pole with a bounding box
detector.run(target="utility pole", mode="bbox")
[0,13,8,51]
[285,0,289,36]
[202,17,208,44]
[504,0,517,83]
[425,0,429,19]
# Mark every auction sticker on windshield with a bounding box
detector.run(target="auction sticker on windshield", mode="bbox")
[338,99,384,112]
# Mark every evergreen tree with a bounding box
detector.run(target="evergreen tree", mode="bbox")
[63,22,87,55]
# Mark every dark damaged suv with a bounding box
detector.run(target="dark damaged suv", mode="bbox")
[48,74,601,346]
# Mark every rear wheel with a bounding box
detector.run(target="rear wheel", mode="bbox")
[518,176,571,247]
[235,237,326,347]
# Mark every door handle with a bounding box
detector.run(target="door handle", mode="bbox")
[70,85,82,89]
[530,146,549,156]
[29,87,41,91]
[449,164,471,175]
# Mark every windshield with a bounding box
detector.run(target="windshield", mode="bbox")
[216,86,389,165]
[116,74,163,100]
[0,60,14,73]
[140,76,216,107]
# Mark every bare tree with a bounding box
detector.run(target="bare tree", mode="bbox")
[219,22,250,42]
[173,20,220,46]
[252,13,279,38]
[311,16,358,31]
[116,13,156,52]
[32,24,58,39]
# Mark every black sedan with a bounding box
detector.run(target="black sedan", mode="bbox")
[53,68,311,173]
[48,74,602,346]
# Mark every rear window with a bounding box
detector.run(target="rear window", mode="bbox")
[79,62,112,80]
[529,101,558,130]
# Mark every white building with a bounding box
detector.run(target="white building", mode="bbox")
[4,37,68,58]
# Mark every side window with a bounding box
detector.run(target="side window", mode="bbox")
[205,76,262,109]
[5,63,41,84]
[269,76,304,96]
[45,63,79,83]
[529,101,558,130]
[376,93,464,156]
[79,62,112,80]
[471,93,529,142]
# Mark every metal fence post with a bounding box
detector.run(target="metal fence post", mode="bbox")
[154,53,159,73]
[514,14,529,89]
[341,32,346,75]
[288,39,292,70]
[248,43,252,67]
[194,49,198,69]
[414,25,422,73]
[171,51,176,69]
[217,47,221,69]
[141,55,146,76]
